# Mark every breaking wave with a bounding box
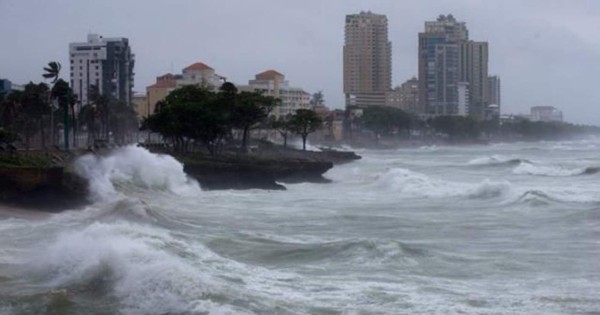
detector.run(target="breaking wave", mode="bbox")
[22,220,250,315]
[468,155,529,167]
[74,145,201,201]
[512,161,600,177]
[207,237,429,267]
[469,155,600,177]
[374,168,511,199]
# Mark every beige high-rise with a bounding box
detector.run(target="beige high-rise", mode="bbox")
[343,11,391,108]
[459,41,489,119]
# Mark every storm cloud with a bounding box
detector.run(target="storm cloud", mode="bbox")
[1,0,598,124]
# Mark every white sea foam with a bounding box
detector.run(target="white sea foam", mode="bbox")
[2,140,600,314]
[467,155,521,166]
[74,145,201,201]
[512,161,588,177]
[374,168,512,199]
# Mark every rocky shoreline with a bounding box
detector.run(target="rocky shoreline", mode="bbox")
[150,146,361,190]
[0,145,362,210]
[0,153,89,211]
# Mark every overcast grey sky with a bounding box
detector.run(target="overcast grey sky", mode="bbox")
[1,0,599,124]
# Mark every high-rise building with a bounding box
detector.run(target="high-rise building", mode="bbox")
[457,81,470,116]
[418,15,489,119]
[487,75,501,106]
[69,34,135,111]
[385,77,419,113]
[343,11,392,108]
[0,79,12,98]
[459,41,489,119]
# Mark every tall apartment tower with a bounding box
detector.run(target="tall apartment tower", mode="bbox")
[343,11,392,108]
[487,75,501,106]
[418,15,488,119]
[459,41,488,119]
[69,34,135,111]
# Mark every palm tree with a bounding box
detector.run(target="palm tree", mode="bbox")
[88,85,110,141]
[51,79,72,150]
[42,62,61,83]
[43,61,61,146]
[79,104,98,145]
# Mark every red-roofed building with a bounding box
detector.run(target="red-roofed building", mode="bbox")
[179,62,225,88]
[238,70,311,118]
[183,62,214,72]
[145,73,178,117]
[145,61,226,118]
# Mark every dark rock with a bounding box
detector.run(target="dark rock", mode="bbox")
[0,165,89,211]
[180,153,333,190]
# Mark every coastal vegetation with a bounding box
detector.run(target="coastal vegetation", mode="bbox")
[143,83,323,154]
[0,61,139,151]
[354,107,600,143]
[287,109,322,151]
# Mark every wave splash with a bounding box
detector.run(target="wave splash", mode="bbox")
[512,161,600,177]
[74,145,201,201]
[468,155,529,167]
[469,155,600,177]
[23,221,247,315]
[372,167,599,204]
[374,168,511,199]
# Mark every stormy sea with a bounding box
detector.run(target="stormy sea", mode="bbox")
[0,139,599,315]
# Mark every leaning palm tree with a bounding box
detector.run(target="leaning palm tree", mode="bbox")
[42,62,61,83]
[43,61,61,146]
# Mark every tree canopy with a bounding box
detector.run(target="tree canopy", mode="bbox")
[144,83,278,154]
[288,109,322,151]
[361,106,411,141]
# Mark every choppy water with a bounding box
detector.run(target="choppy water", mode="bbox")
[0,139,599,314]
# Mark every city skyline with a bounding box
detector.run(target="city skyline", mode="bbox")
[1,1,599,124]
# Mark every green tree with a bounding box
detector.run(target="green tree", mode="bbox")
[0,127,19,149]
[288,109,322,151]
[362,106,411,143]
[79,104,98,145]
[21,82,51,148]
[51,79,76,149]
[108,99,138,144]
[231,91,277,151]
[42,62,61,84]
[429,115,480,140]
[270,114,292,148]
[310,91,324,109]
[0,90,22,132]
[43,61,62,146]
[145,85,230,154]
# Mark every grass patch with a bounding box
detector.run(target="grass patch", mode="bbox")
[0,153,53,168]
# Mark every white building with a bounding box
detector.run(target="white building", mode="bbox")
[457,81,470,116]
[238,70,311,118]
[69,34,135,111]
[176,62,226,90]
[530,106,563,122]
